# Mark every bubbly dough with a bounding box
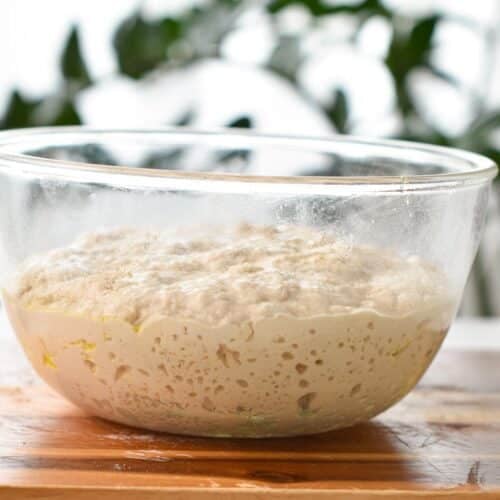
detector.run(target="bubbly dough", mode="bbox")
[4,224,453,437]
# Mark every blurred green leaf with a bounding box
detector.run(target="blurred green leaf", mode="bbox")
[175,109,195,126]
[426,64,459,87]
[400,128,452,147]
[478,147,500,166]
[408,15,440,59]
[180,1,242,59]
[268,0,390,17]
[0,89,81,130]
[468,111,500,136]
[50,100,82,126]
[32,93,81,126]
[268,35,302,82]
[0,90,39,129]
[113,13,182,79]
[326,89,349,134]
[386,15,440,82]
[227,116,253,128]
[61,26,92,89]
[385,15,441,117]
[456,111,500,153]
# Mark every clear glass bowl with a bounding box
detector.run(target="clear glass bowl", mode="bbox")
[0,127,496,437]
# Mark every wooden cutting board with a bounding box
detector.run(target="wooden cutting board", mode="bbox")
[0,329,499,499]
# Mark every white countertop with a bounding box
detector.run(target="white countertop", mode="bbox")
[443,317,500,350]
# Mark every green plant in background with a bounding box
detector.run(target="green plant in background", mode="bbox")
[1,26,91,129]
[1,0,499,313]
[2,0,499,160]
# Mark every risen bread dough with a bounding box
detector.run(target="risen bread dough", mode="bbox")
[4,224,453,436]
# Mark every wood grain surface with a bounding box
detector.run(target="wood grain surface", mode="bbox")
[0,328,499,499]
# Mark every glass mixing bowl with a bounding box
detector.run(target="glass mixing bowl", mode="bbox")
[0,127,496,437]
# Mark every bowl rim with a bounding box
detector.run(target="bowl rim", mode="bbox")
[0,126,497,189]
